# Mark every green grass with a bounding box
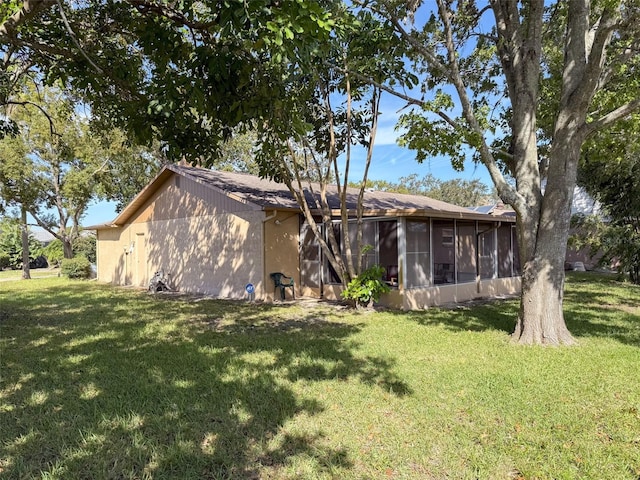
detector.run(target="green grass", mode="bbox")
[0,268,59,280]
[1,273,639,479]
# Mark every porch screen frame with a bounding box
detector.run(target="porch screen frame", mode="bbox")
[405,218,432,289]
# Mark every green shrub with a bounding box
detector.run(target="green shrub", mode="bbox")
[73,234,96,264]
[61,255,91,279]
[341,265,391,309]
[43,239,65,267]
[0,253,10,270]
[0,222,43,269]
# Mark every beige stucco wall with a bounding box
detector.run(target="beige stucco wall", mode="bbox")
[263,212,301,301]
[95,227,125,285]
[96,173,266,299]
[97,211,265,298]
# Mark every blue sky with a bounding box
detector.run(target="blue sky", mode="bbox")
[82,91,493,227]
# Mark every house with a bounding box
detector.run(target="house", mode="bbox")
[32,228,56,246]
[91,165,521,309]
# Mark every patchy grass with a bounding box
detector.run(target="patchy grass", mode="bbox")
[1,273,639,479]
[0,268,59,280]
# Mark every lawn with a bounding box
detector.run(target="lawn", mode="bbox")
[0,268,59,280]
[1,273,639,479]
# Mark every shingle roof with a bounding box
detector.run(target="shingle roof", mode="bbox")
[91,164,516,229]
[173,165,479,215]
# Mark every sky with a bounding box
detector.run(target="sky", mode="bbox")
[81,93,493,227]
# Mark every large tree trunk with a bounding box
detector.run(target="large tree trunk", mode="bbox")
[512,133,581,345]
[20,207,31,280]
[63,237,73,259]
[512,231,576,345]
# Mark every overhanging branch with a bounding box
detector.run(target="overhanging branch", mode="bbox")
[6,100,57,136]
[583,97,640,137]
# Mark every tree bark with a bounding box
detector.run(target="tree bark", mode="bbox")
[511,125,583,345]
[512,223,576,345]
[20,207,31,280]
[63,236,74,259]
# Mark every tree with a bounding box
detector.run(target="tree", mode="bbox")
[92,133,169,213]
[573,116,640,283]
[0,103,48,278]
[359,0,640,344]
[72,233,96,264]
[215,131,261,175]
[0,217,42,270]
[0,0,336,162]
[254,6,389,285]
[0,86,156,257]
[356,173,497,206]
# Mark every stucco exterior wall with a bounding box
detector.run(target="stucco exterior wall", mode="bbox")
[97,211,265,298]
[96,173,266,299]
[95,227,125,285]
[263,213,301,301]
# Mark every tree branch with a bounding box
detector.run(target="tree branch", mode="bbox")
[378,4,450,76]
[436,0,523,212]
[582,97,640,137]
[598,42,640,90]
[576,7,619,108]
[0,0,55,38]
[125,0,218,33]
[55,0,104,75]
[6,100,57,136]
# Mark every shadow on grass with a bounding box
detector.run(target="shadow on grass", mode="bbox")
[0,281,409,479]
[562,273,640,347]
[384,300,518,336]
[386,272,640,347]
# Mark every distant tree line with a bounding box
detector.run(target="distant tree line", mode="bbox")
[352,173,498,207]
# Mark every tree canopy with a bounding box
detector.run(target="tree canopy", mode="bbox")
[362,173,497,207]
[0,86,159,257]
[1,0,337,161]
[574,114,640,283]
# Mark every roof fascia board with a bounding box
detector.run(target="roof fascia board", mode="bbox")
[308,208,516,223]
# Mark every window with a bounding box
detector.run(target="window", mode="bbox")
[406,220,430,288]
[300,222,321,288]
[378,221,399,285]
[323,224,342,284]
[512,225,521,275]
[497,224,513,278]
[344,221,376,271]
[317,220,399,285]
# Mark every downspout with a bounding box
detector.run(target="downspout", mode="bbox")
[476,221,501,295]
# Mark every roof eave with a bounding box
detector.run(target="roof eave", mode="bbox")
[309,208,517,222]
[108,167,175,226]
[85,223,121,230]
